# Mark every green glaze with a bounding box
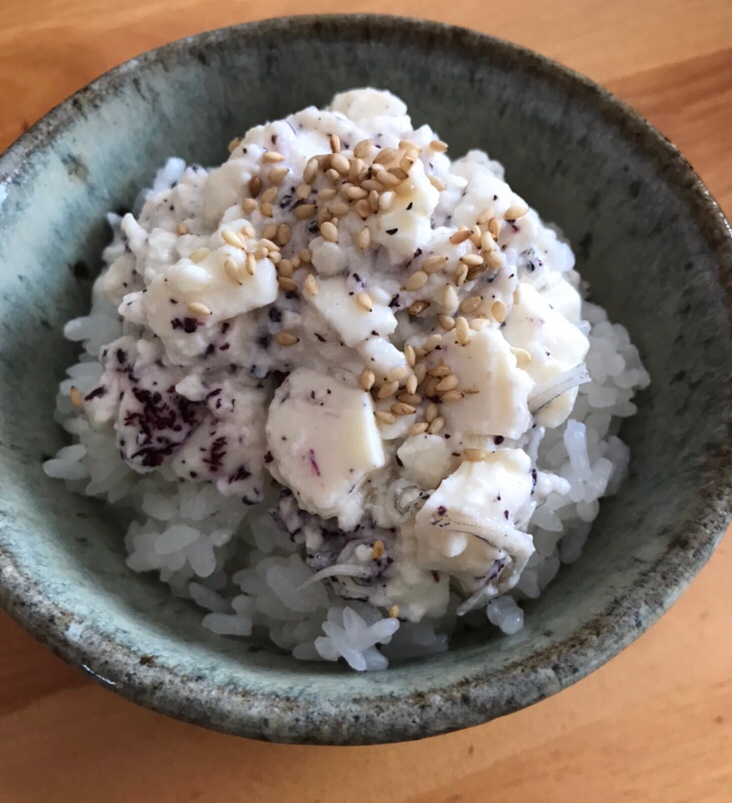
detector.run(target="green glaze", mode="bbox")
[0,16,730,745]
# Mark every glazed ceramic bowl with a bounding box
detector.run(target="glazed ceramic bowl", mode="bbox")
[0,15,730,745]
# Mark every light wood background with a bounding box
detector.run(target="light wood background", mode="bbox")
[1,2,731,801]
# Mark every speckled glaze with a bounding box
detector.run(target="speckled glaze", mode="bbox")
[0,16,730,745]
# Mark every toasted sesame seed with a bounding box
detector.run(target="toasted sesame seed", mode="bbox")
[438,314,456,331]
[480,231,495,251]
[429,139,448,152]
[303,158,318,184]
[361,178,384,193]
[325,168,340,183]
[374,147,397,165]
[377,380,400,400]
[392,401,416,416]
[189,247,211,263]
[470,225,482,246]
[428,364,450,378]
[488,218,501,239]
[320,221,338,242]
[261,186,278,204]
[356,291,373,312]
[295,184,311,201]
[424,403,439,423]
[511,347,532,365]
[399,139,421,152]
[423,254,449,273]
[424,333,443,353]
[176,222,190,235]
[404,345,416,367]
[253,246,268,260]
[344,185,368,201]
[248,176,262,197]
[277,276,298,292]
[262,150,285,163]
[278,259,293,278]
[331,154,350,176]
[403,270,429,292]
[277,223,291,246]
[429,175,446,191]
[408,300,430,316]
[317,153,332,170]
[329,201,350,217]
[368,190,380,213]
[302,273,319,297]
[387,603,400,618]
[269,165,288,184]
[269,251,282,265]
[275,331,299,346]
[224,257,243,284]
[354,139,373,159]
[404,373,419,395]
[491,300,507,323]
[260,201,273,218]
[450,228,472,246]
[315,189,335,204]
[379,171,401,189]
[385,366,407,383]
[399,154,416,173]
[372,539,385,559]
[262,223,277,240]
[504,203,529,220]
[293,204,316,220]
[360,369,376,391]
[454,265,469,286]
[485,250,504,269]
[399,393,422,407]
[299,248,312,263]
[188,301,212,317]
[441,284,459,312]
[374,410,396,425]
[245,253,257,275]
[395,181,415,197]
[470,317,490,331]
[408,421,429,436]
[460,296,482,314]
[477,207,494,224]
[70,386,83,408]
[455,316,470,345]
[356,227,371,250]
[436,374,459,392]
[442,389,464,402]
[355,199,371,219]
[228,136,241,153]
[464,448,486,462]
[348,158,364,182]
[329,133,341,153]
[460,253,484,268]
[242,224,256,238]
[414,362,427,383]
[258,238,280,252]
[428,416,445,434]
[242,197,258,214]
[466,264,485,282]
[388,166,409,181]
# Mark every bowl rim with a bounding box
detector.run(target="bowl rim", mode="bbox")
[1,13,731,745]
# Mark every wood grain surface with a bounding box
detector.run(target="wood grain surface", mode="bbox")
[1,2,731,801]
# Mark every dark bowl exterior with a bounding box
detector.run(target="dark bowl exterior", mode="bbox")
[0,15,730,744]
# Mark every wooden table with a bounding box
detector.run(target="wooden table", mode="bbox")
[1,2,731,800]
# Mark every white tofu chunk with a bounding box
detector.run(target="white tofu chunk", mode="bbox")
[438,327,533,439]
[414,450,535,592]
[307,277,398,347]
[396,434,452,489]
[503,282,590,427]
[265,368,386,529]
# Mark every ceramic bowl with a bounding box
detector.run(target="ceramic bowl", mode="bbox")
[0,15,730,745]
